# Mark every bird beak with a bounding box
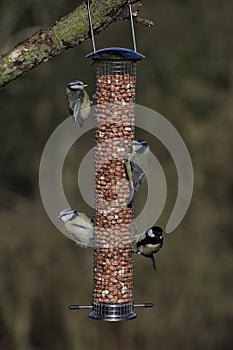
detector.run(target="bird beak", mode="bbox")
[83,84,88,88]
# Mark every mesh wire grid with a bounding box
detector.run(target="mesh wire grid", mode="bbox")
[91,59,136,319]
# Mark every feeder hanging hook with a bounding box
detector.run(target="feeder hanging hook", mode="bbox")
[87,0,96,53]
[87,0,138,53]
[128,1,137,52]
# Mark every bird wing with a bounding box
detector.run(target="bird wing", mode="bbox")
[126,161,145,207]
[71,222,90,230]
[73,213,94,246]
[73,93,84,126]
[66,89,84,125]
[78,90,91,127]
[69,222,94,247]
[131,161,146,190]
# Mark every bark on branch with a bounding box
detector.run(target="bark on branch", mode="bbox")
[0,0,153,88]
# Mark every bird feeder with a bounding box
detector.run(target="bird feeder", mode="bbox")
[88,47,144,321]
[69,1,154,321]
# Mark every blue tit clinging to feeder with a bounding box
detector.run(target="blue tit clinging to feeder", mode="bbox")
[125,139,150,207]
[66,80,91,127]
[58,208,94,247]
[133,226,163,271]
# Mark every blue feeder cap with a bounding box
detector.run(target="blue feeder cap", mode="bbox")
[86,47,145,60]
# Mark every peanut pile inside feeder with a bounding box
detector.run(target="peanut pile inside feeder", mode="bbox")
[94,65,136,304]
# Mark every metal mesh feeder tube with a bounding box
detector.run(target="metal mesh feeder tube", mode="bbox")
[87,48,144,321]
[68,49,155,319]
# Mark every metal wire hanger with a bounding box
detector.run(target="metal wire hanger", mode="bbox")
[87,0,137,52]
[128,1,137,52]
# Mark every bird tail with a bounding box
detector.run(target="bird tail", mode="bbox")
[150,255,156,271]
[126,173,145,208]
[71,111,83,127]
[77,115,84,128]
[127,187,135,208]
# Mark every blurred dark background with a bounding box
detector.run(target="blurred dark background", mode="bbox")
[0,0,232,349]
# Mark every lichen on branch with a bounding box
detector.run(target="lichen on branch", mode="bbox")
[0,0,153,88]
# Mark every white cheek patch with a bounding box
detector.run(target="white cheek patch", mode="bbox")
[147,229,155,237]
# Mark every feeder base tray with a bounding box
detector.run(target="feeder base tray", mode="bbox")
[89,301,137,322]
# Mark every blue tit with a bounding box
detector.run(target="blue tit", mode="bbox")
[124,139,150,207]
[58,208,94,247]
[66,80,91,127]
[132,226,163,271]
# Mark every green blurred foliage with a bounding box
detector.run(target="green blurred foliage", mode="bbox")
[0,0,233,349]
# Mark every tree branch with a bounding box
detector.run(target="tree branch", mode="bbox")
[0,0,153,88]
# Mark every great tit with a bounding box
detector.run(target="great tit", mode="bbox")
[133,226,163,270]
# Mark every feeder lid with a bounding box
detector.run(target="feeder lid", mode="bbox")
[86,47,145,60]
